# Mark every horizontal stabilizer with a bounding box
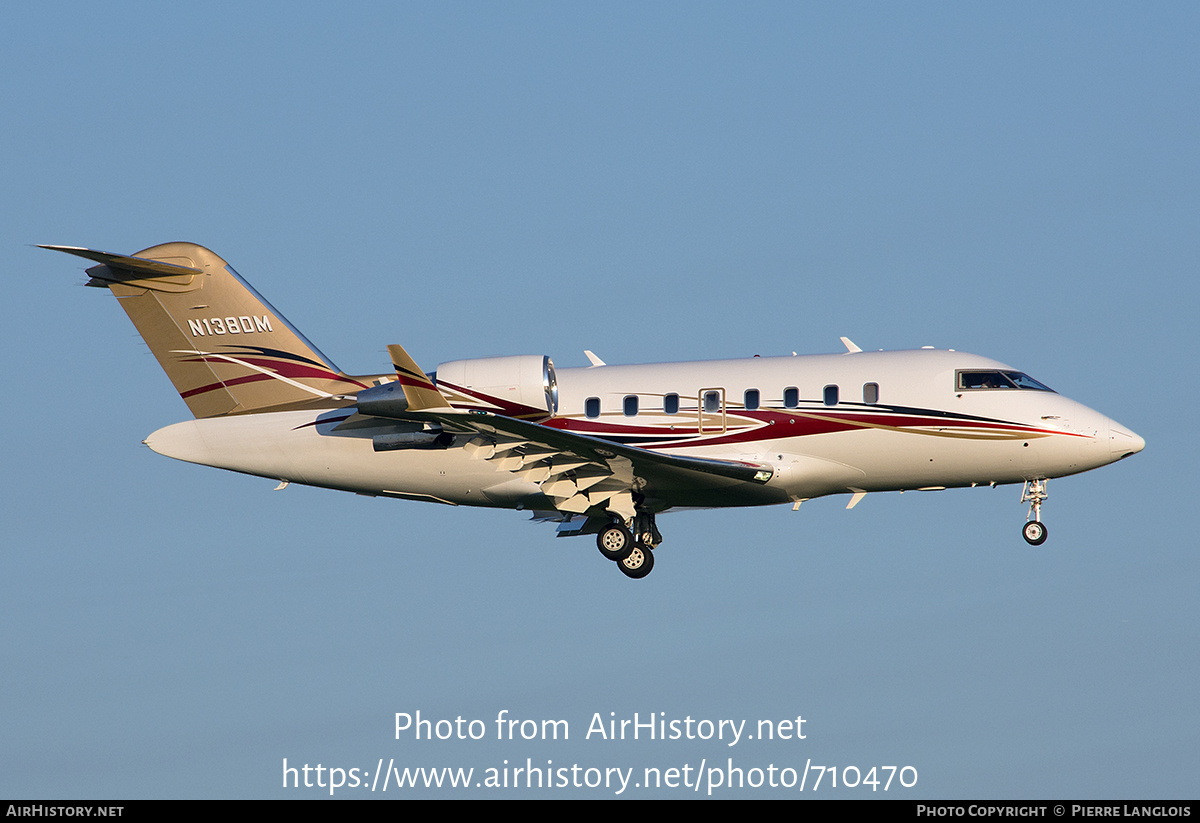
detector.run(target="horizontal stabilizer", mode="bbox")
[38,245,203,277]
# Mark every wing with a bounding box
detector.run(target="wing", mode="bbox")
[353,345,779,520]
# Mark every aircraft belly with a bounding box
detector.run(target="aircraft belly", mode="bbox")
[650,476,791,509]
[781,427,1095,490]
[146,411,514,506]
[659,441,858,504]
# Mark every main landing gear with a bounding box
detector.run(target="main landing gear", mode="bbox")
[1020,478,1049,546]
[596,512,661,579]
[596,523,635,562]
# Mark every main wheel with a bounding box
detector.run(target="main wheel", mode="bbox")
[617,544,655,579]
[1022,520,1048,546]
[597,523,634,562]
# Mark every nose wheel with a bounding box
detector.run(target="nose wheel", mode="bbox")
[1020,479,1049,546]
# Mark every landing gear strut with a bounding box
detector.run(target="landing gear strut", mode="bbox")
[632,510,662,549]
[1020,479,1049,546]
[597,510,661,579]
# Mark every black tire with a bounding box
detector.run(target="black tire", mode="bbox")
[617,544,655,579]
[597,524,634,562]
[1022,520,1048,546]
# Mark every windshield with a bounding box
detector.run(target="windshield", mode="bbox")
[956,370,1055,392]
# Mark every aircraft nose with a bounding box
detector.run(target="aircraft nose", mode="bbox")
[1109,423,1145,460]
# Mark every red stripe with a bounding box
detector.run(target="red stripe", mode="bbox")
[180,373,273,398]
[540,409,1081,449]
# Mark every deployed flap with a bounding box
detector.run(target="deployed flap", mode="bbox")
[370,405,779,515]
[460,412,774,487]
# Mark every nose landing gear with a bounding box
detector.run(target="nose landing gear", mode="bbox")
[1020,479,1049,546]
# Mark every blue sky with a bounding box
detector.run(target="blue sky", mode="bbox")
[2,2,1196,798]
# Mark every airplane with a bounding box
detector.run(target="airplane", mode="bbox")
[42,242,1145,579]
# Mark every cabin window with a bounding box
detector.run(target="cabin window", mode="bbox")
[744,389,760,411]
[783,386,799,408]
[863,382,879,404]
[704,391,721,413]
[585,397,600,418]
[824,385,839,406]
[663,393,679,415]
[623,395,639,417]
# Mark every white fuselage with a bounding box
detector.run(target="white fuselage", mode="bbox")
[144,349,1142,511]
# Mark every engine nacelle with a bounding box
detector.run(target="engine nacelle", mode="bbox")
[435,354,558,416]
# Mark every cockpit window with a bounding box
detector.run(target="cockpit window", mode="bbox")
[1006,372,1054,391]
[956,370,1055,392]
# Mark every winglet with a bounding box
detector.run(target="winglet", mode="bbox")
[583,350,606,367]
[386,344,452,410]
[840,337,862,354]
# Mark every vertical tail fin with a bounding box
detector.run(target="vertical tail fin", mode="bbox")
[43,242,372,418]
